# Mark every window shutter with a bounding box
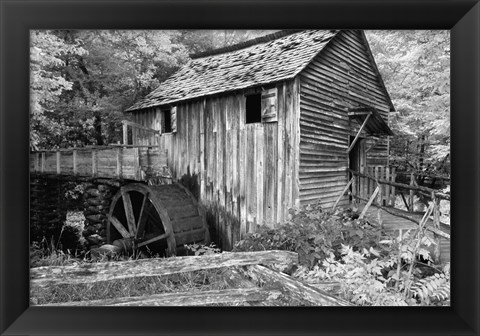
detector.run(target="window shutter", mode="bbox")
[171,106,177,133]
[261,88,278,122]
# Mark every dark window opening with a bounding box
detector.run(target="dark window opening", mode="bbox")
[245,93,262,124]
[163,109,172,133]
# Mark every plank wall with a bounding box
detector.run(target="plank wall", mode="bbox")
[298,30,391,209]
[151,81,300,250]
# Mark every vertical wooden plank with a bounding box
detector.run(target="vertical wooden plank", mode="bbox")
[256,124,264,226]
[34,152,40,172]
[56,151,61,174]
[200,99,206,200]
[292,78,301,208]
[41,152,45,173]
[116,147,123,178]
[276,83,285,225]
[134,147,140,180]
[284,82,293,219]
[92,149,98,177]
[73,149,77,175]
[239,127,247,238]
[246,125,257,233]
[123,122,128,145]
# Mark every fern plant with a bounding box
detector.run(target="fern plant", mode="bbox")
[411,268,450,305]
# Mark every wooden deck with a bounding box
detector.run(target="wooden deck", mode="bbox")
[30,145,168,181]
[357,203,450,264]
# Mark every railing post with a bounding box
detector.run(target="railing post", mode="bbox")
[41,152,46,173]
[92,149,98,177]
[432,192,441,262]
[56,150,61,174]
[134,147,140,180]
[116,147,123,178]
[73,149,78,175]
[385,167,390,206]
[409,172,414,212]
[390,167,396,206]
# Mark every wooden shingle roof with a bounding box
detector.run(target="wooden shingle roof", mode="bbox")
[126,30,339,112]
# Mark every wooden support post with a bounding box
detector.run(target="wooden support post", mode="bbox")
[56,151,61,174]
[390,167,396,206]
[134,147,140,180]
[41,152,45,173]
[35,153,40,172]
[332,176,355,211]
[409,172,414,212]
[347,113,371,153]
[73,149,77,175]
[432,192,441,262]
[359,186,380,219]
[116,147,123,178]
[92,149,98,177]
[385,167,390,206]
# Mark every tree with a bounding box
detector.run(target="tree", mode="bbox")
[30,30,87,150]
[365,30,450,176]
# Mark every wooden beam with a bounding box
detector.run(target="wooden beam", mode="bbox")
[245,265,351,306]
[332,176,355,211]
[347,113,371,153]
[359,186,380,219]
[349,169,450,200]
[42,288,282,307]
[30,250,299,289]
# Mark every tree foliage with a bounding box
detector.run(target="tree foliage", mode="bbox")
[30,30,274,150]
[365,30,450,175]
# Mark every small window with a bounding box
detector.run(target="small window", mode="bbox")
[162,108,172,133]
[245,93,262,124]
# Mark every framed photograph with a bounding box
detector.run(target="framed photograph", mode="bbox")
[1,0,479,335]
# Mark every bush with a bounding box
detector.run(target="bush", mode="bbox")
[234,204,386,267]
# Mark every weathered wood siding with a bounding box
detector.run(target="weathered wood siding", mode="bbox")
[147,81,301,250]
[298,30,391,208]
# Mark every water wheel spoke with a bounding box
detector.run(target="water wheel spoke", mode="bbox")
[108,214,131,238]
[136,232,170,248]
[122,190,137,236]
[135,192,149,239]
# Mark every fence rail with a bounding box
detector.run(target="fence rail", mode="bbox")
[30,250,350,306]
[30,145,167,181]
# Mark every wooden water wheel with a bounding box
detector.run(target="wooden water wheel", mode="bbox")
[107,183,210,256]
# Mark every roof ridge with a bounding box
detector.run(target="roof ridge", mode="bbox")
[190,30,304,59]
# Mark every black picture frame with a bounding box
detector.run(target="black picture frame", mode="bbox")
[1,1,479,335]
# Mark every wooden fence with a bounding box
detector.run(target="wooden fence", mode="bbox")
[30,250,350,307]
[332,167,450,262]
[30,145,167,181]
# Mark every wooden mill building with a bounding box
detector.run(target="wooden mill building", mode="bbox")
[126,29,395,249]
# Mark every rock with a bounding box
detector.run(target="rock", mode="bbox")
[85,234,104,245]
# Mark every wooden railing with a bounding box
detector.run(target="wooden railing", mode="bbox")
[122,120,161,146]
[30,250,350,306]
[30,145,167,181]
[332,167,450,261]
